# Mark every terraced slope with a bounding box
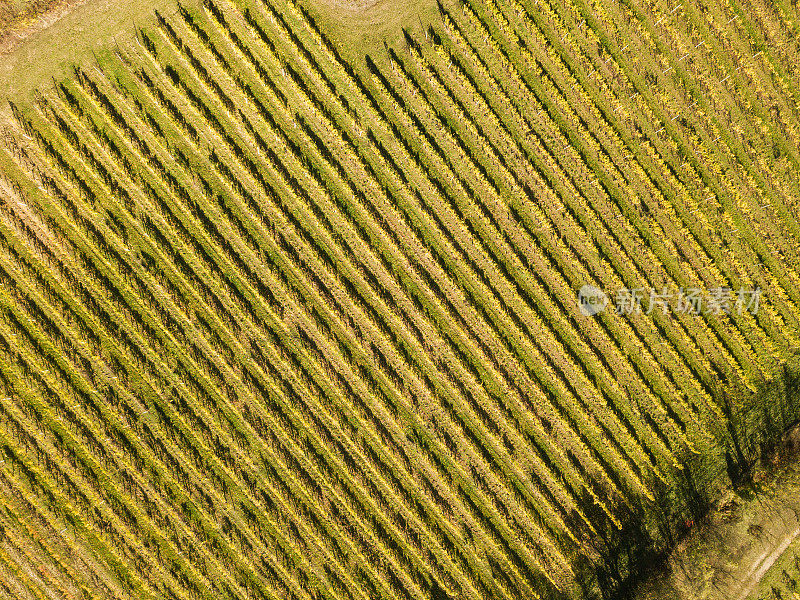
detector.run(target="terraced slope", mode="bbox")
[0,0,799,598]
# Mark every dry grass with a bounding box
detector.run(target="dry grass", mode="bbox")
[0,0,64,42]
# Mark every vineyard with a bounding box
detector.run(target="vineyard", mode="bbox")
[0,0,799,598]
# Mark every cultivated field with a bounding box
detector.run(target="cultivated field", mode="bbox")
[0,0,799,598]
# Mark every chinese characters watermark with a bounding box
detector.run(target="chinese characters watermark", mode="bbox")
[578,285,761,316]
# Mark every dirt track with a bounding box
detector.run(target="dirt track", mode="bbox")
[637,431,800,600]
[736,526,800,600]
[0,0,87,53]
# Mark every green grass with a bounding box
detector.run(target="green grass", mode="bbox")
[302,0,439,61]
[0,0,202,107]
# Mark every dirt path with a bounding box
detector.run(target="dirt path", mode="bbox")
[737,526,800,600]
[0,0,90,55]
[636,441,800,600]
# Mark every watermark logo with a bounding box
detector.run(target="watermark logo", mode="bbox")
[577,286,762,316]
[578,285,609,316]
